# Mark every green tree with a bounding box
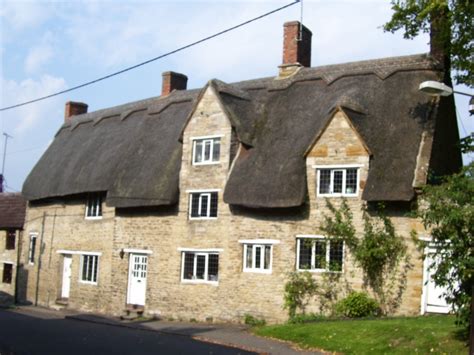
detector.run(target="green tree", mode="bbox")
[384,0,473,87]
[416,162,474,330]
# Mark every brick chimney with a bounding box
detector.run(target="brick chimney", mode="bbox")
[162,71,188,96]
[279,21,312,78]
[430,5,451,78]
[64,101,88,122]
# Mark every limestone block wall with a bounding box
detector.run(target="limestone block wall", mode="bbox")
[0,229,20,304]
[18,198,115,314]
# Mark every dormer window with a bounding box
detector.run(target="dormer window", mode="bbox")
[314,165,360,197]
[188,190,219,219]
[86,193,103,219]
[192,136,221,165]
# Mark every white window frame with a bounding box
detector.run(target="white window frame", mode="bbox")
[85,193,103,220]
[192,135,222,165]
[28,233,38,265]
[188,190,219,220]
[314,165,361,197]
[242,244,273,274]
[180,249,220,285]
[79,254,99,285]
[296,235,344,273]
[238,239,280,274]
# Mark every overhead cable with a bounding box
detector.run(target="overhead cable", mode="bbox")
[1,0,299,112]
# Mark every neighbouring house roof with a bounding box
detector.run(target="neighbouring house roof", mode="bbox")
[0,193,26,229]
[22,53,462,208]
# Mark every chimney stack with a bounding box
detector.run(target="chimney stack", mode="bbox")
[162,71,188,96]
[429,6,451,76]
[279,21,312,78]
[64,101,88,122]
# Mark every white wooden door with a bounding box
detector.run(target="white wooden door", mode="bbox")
[127,254,148,306]
[61,255,72,299]
[423,252,451,314]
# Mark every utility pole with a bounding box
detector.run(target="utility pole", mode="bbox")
[1,132,13,193]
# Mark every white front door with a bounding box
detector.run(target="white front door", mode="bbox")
[61,255,72,299]
[423,252,451,314]
[127,254,148,306]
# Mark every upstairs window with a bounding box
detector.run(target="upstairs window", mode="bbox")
[192,137,221,165]
[316,167,359,197]
[297,237,344,272]
[5,230,15,250]
[189,191,218,219]
[181,251,219,283]
[86,193,103,219]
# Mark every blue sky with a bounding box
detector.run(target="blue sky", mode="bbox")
[1,0,472,192]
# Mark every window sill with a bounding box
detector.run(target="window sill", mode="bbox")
[188,217,218,221]
[243,269,272,274]
[192,162,221,166]
[79,280,98,285]
[317,193,358,198]
[181,279,219,286]
[297,269,343,274]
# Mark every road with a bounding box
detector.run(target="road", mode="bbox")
[0,309,255,355]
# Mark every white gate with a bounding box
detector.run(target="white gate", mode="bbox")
[127,254,148,306]
[422,250,451,314]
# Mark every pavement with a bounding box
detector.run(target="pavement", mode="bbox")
[8,305,322,355]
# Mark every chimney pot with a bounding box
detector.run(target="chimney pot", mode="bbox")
[162,71,188,96]
[64,101,88,122]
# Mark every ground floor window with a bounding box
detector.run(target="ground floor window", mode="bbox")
[80,254,99,284]
[28,234,37,264]
[2,263,13,284]
[243,244,272,273]
[297,237,344,272]
[181,252,219,283]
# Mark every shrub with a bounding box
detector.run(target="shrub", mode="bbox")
[244,314,266,327]
[335,292,380,318]
[284,271,318,318]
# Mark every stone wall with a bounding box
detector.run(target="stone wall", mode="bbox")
[0,229,21,304]
[18,198,115,313]
[20,88,428,323]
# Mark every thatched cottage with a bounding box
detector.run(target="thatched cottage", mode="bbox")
[19,21,461,322]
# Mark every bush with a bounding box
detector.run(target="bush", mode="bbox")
[284,271,318,318]
[335,292,380,318]
[244,314,266,327]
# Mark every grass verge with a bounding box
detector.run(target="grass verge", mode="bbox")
[254,315,467,354]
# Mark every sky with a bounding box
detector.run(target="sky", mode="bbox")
[1,0,472,193]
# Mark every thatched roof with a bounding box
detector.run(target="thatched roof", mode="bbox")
[0,193,26,229]
[22,53,462,208]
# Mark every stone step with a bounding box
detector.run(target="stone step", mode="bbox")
[120,304,144,321]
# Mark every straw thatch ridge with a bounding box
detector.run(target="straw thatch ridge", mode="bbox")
[22,53,462,208]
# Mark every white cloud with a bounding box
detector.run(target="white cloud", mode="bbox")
[0,1,52,31]
[1,75,67,134]
[25,32,54,74]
